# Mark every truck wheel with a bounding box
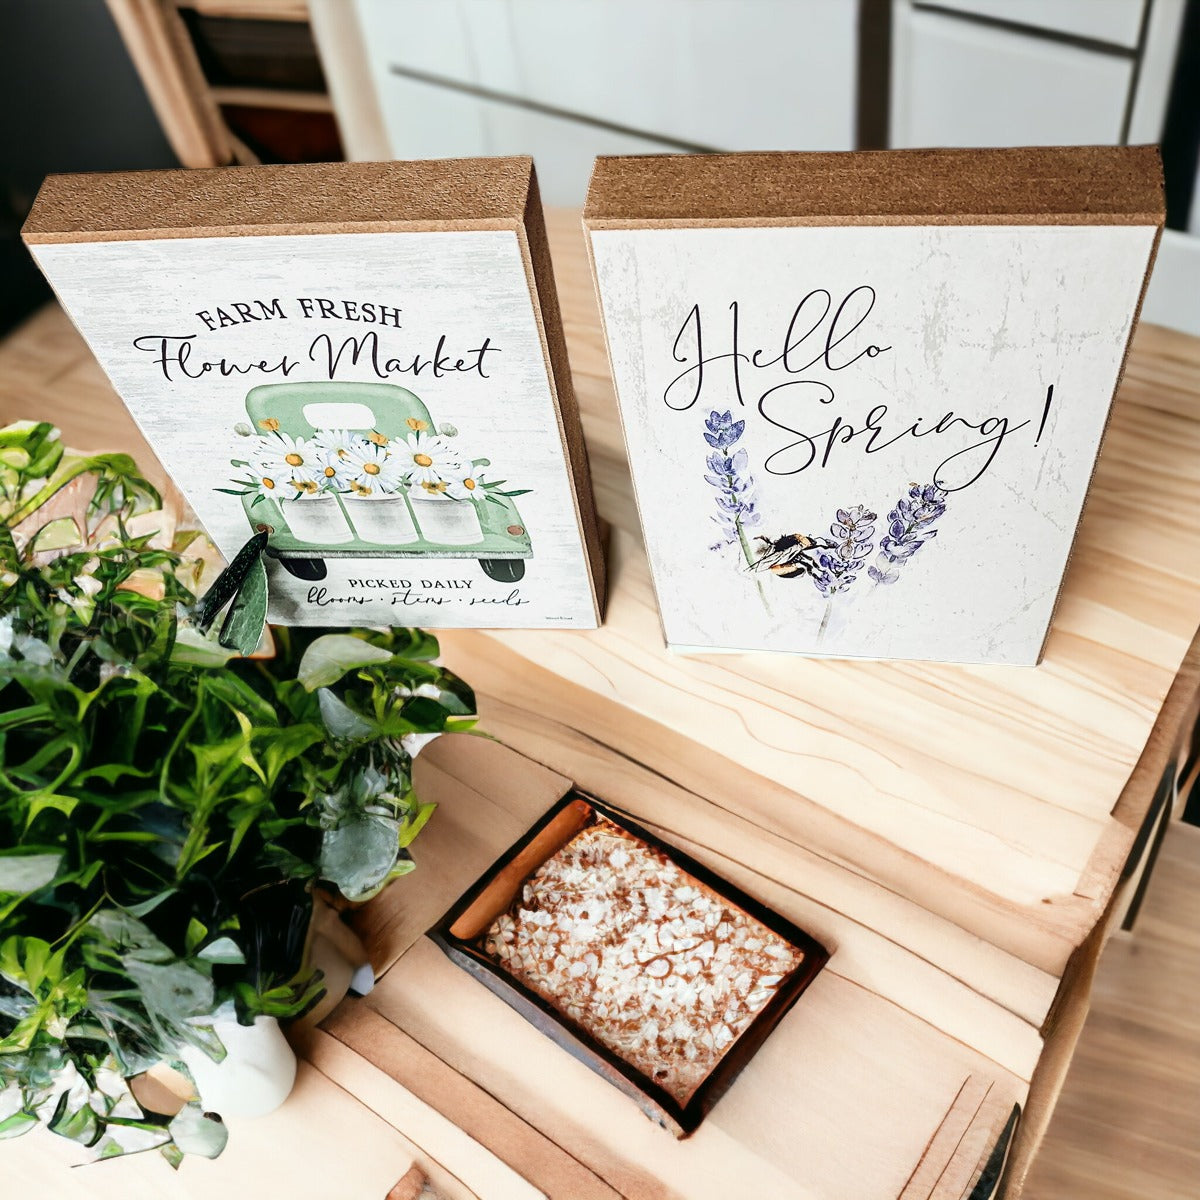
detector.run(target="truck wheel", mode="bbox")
[280,557,327,581]
[480,558,525,583]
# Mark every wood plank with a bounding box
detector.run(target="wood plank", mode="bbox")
[320,1004,622,1200]
[369,938,1024,1200]
[300,1028,547,1200]
[0,1061,416,1200]
[348,735,1031,1200]
[899,1075,992,1200]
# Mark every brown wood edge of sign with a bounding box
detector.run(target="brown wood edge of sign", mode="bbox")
[520,170,608,624]
[22,218,526,244]
[582,213,1165,230]
[581,146,1165,228]
[20,156,540,242]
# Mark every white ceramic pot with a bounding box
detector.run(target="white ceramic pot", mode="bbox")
[344,492,419,546]
[179,1015,297,1119]
[281,494,353,545]
[410,492,483,545]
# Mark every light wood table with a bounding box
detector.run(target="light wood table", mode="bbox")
[2,210,1198,1199]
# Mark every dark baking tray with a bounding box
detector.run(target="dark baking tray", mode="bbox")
[428,791,829,1136]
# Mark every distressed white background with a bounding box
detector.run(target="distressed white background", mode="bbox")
[591,224,1155,663]
[33,230,597,628]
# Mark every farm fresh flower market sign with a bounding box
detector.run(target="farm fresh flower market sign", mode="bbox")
[23,159,604,630]
[586,147,1163,664]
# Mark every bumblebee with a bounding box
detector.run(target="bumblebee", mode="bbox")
[750,532,832,579]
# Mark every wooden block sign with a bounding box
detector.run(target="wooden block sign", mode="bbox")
[23,158,604,628]
[585,147,1163,663]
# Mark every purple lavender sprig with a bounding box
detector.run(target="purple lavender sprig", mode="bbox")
[703,410,761,563]
[811,505,877,597]
[867,483,948,585]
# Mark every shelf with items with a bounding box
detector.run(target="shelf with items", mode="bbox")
[4,209,1199,1198]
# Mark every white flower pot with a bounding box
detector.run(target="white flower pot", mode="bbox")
[281,494,353,545]
[344,492,419,545]
[411,492,483,545]
[180,1015,297,1119]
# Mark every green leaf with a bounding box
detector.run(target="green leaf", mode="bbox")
[195,937,244,965]
[217,554,268,656]
[319,817,401,902]
[185,919,208,956]
[0,851,62,895]
[298,634,392,691]
[0,936,55,992]
[124,960,213,1022]
[260,723,324,785]
[316,688,377,741]
[123,890,176,918]
[170,624,240,667]
[22,793,78,828]
[168,1103,227,1159]
[203,670,277,727]
[48,1091,100,1147]
[396,801,436,850]
[88,910,173,963]
[0,1110,37,1140]
[92,1118,172,1157]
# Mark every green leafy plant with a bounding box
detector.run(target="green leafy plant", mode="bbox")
[0,422,475,1165]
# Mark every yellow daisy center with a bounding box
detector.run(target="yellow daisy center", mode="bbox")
[423,480,447,494]
[323,466,337,478]
[369,432,389,446]
[363,462,380,475]
[262,477,276,489]
[464,478,476,490]
[413,453,433,467]
[285,452,304,466]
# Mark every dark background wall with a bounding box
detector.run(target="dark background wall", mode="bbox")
[0,0,178,336]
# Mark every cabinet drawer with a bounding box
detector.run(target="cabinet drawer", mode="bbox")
[917,0,1146,49]
[375,74,680,205]
[353,0,856,153]
[892,8,1133,148]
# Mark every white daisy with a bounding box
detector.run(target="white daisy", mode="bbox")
[251,469,295,502]
[399,433,465,490]
[341,440,407,493]
[444,473,482,501]
[311,428,369,462]
[313,447,352,491]
[254,432,319,479]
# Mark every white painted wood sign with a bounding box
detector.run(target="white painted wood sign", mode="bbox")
[24,158,604,630]
[585,148,1163,664]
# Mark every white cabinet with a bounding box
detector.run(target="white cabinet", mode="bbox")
[925,0,1146,49]
[486,0,857,153]
[891,6,1133,148]
[372,74,681,205]
[342,0,858,203]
